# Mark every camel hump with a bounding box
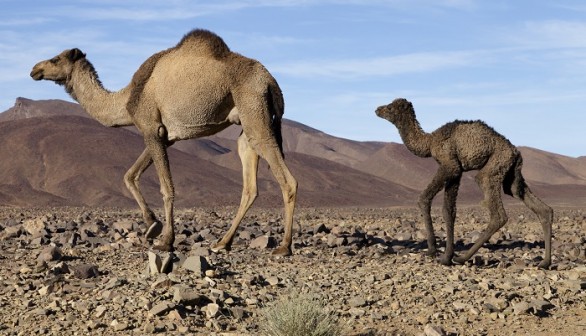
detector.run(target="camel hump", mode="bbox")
[176,29,231,58]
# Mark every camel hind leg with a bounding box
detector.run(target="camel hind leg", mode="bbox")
[453,159,508,264]
[211,132,259,252]
[235,92,297,256]
[503,156,553,269]
[257,143,297,256]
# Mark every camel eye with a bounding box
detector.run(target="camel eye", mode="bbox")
[49,57,59,64]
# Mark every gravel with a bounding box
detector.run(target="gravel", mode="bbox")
[0,206,584,335]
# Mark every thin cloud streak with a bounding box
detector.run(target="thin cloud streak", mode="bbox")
[271,50,488,79]
[5,0,479,23]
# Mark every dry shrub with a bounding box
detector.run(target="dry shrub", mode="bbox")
[260,293,344,336]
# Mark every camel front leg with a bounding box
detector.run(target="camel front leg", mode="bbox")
[124,148,163,239]
[440,175,461,266]
[418,168,452,257]
[144,131,175,252]
[211,133,259,252]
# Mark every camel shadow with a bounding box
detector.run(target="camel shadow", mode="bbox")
[363,237,547,267]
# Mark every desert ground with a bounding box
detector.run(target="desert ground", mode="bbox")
[0,205,584,336]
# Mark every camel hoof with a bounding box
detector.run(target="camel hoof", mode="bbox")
[145,221,163,239]
[439,255,453,266]
[210,241,231,253]
[425,248,437,257]
[272,245,292,256]
[537,260,551,269]
[452,256,467,265]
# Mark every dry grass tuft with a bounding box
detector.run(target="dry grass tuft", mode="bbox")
[260,293,345,336]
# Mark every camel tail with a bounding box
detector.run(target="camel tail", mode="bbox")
[503,153,525,198]
[268,83,285,158]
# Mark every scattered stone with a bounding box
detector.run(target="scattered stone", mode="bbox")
[313,223,330,234]
[95,305,107,318]
[424,324,446,336]
[151,275,173,289]
[191,246,211,256]
[22,218,46,236]
[113,219,135,233]
[182,255,210,276]
[110,319,129,331]
[167,309,183,321]
[143,322,156,333]
[37,246,62,262]
[148,251,162,275]
[2,225,22,239]
[348,296,367,308]
[71,264,100,279]
[105,277,126,290]
[229,307,246,320]
[266,276,280,286]
[512,301,531,315]
[205,303,220,318]
[249,235,277,249]
[348,307,366,317]
[173,287,209,306]
[148,301,175,317]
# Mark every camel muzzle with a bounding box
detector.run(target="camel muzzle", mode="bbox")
[30,68,44,80]
[375,106,388,119]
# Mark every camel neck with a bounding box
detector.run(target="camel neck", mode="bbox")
[396,117,432,157]
[67,61,133,127]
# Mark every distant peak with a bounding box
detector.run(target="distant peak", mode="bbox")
[0,97,89,122]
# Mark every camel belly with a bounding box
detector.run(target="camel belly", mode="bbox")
[162,106,238,141]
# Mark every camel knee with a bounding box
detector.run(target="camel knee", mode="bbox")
[490,213,507,231]
[284,178,298,204]
[417,196,431,213]
[124,171,139,191]
[539,206,553,228]
[245,187,258,204]
[162,194,174,205]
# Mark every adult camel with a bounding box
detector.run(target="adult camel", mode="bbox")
[31,29,298,255]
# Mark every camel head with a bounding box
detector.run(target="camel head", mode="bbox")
[375,98,415,125]
[30,48,86,85]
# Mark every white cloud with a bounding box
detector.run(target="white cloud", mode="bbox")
[270,50,487,79]
[504,20,586,50]
[1,0,479,23]
[0,18,54,26]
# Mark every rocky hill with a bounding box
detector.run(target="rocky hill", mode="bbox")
[1,97,585,208]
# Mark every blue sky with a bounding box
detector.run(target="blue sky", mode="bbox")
[2,0,586,157]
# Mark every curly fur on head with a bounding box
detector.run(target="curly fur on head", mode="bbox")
[375,98,415,124]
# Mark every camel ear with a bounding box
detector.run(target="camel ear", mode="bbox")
[68,48,86,62]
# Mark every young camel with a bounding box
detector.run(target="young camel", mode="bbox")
[30,29,298,255]
[375,98,552,268]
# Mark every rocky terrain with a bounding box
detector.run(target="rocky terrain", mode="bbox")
[0,205,584,335]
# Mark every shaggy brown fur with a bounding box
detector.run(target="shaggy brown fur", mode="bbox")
[31,28,297,255]
[376,98,553,269]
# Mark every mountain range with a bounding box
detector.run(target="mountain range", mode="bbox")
[1,97,585,208]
